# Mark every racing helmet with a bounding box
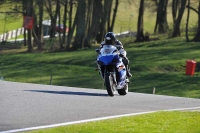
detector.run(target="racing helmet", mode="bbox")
[105,32,116,45]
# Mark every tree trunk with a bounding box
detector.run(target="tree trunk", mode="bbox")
[94,0,103,43]
[98,0,112,43]
[57,0,63,49]
[171,0,187,37]
[31,0,44,51]
[45,0,58,38]
[192,0,200,41]
[84,0,94,48]
[109,0,119,32]
[62,0,68,45]
[22,0,27,46]
[107,0,113,32]
[154,0,169,33]
[186,0,190,42]
[37,0,44,50]
[27,0,33,52]
[172,0,180,25]
[66,0,76,50]
[72,0,86,50]
[136,0,145,42]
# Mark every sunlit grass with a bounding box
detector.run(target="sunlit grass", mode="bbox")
[1,37,200,98]
[26,111,200,133]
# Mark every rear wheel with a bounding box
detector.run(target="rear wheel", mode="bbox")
[105,73,116,96]
[117,84,128,95]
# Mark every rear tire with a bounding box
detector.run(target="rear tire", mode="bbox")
[105,73,116,96]
[117,84,128,95]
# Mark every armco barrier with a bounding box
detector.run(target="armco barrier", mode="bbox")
[0,28,24,42]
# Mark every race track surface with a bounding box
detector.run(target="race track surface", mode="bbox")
[1,81,200,132]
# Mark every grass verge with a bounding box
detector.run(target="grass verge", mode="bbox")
[25,111,200,133]
[1,37,200,98]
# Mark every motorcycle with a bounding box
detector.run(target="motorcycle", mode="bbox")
[95,44,129,96]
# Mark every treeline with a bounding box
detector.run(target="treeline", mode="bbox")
[1,0,200,52]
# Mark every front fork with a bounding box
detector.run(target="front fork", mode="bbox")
[106,66,117,85]
[96,63,117,85]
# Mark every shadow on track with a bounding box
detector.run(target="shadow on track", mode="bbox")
[24,90,108,97]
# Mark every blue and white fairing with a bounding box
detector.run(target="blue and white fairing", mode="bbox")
[97,45,120,65]
[97,45,126,85]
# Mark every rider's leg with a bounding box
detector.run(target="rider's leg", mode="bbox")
[122,56,132,78]
[95,61,105,79]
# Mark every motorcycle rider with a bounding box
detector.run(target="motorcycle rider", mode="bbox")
[99,32,132,78]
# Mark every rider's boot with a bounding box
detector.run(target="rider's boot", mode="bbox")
[126,65,132,78]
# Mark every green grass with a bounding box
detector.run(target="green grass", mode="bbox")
[26,111,200,133]
[1,37,200,98]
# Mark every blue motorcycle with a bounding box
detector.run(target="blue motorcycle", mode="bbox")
[95,45,129,96]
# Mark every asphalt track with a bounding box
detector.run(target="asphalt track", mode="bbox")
[1,81,200,132]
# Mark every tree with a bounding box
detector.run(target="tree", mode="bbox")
[26,0,34,52]
[84,0,95,47]
[172,0,180,25]
[61,0,68,46]
[66,0,77,50]
[191,0,200,41]
[72,0,86,50]
[94,0,103,43]
[88,0,102,44]
[136,0,145,42]
[98,0,113,43]
[185,0,190,41]
[171,0,187,37]
[32,0,44,50]
[154,0,169,33]
[45,0,59,38]
[108,0,119,32]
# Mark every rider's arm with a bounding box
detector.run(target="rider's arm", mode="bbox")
[116,40,127,57]
[99,41,105,49]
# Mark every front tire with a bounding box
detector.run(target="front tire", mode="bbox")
[105,73,116,96]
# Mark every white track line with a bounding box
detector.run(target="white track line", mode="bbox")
[1,106,200,133]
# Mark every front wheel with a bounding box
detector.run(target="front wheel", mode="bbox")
[105,73,116,96]
[117,84,128,95]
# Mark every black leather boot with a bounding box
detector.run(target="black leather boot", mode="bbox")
[126,66,132,78]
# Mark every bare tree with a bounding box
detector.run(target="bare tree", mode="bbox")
[61,0,68,46]
[98,0,113,43]
[22,0,27,46]
[72,0,86,50]
[31,0,44,50]
[186,0,190,41]
[191,0,200,41]
[154,0,169,33]
[172,0,180,25]
[66,0,76,50]
[45,0,59,38]
[171,0,187,37]
[26,0,34,52]
[136,0,145,42]
[87,0,102,44]
[108,0,119,32]
[84,0,94,47]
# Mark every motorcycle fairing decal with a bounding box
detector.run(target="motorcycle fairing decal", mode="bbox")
[118,65,125,72]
